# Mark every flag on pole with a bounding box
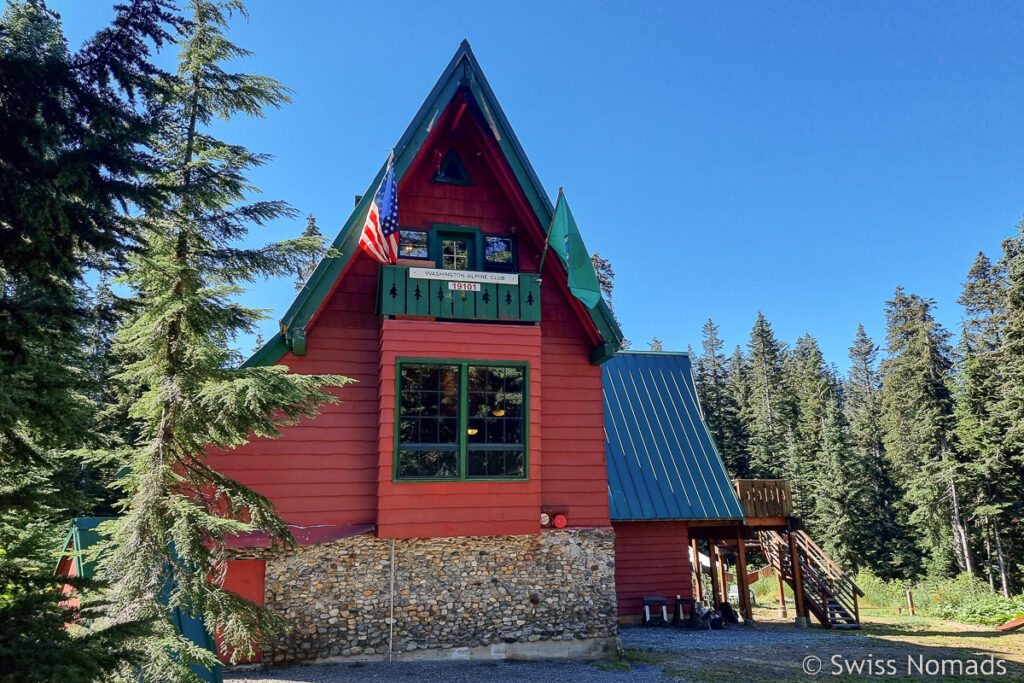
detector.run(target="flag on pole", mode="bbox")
[359,155,399,264]
[546,190,602,308]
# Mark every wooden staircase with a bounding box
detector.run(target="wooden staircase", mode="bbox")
[758,529,863,629]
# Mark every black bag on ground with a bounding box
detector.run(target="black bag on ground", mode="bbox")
[718,601,740,625]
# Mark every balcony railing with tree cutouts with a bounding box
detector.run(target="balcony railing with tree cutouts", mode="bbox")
[377,265,541,322]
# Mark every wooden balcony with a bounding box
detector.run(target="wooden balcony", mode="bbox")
[378,265,541,322]
[733,479,793,522]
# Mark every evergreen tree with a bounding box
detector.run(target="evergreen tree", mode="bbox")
[809,399,861,570]
[845,324,915,578]
[649,336,663,351]
[294,213,323,289]
[784,334,831,520]
[881,287,970,576]
[100,3,351,678]
[694,319,748,477]
[990,228,1024,594]
[0,2,180,679]
[955,252,1015,595]
[745,312,791,478]
[725,344,754,478]
[590,252,628,347]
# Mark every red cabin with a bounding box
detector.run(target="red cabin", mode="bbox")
[207,41,623,664]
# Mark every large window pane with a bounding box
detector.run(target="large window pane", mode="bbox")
[398,449,458,479]
[467,449,524,478]
[397,361,526,480]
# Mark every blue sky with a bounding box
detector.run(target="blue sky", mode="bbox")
[53,1,1024,369]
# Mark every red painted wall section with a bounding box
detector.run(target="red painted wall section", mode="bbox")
[400,100,537,271]
[216,560,266,664]
[612,521,692,619]
[377,318,542,539]
[204,254,381,527]
[539,303,608,528]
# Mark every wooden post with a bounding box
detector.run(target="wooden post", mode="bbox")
[691,538,703,603]
[776,569,788,617]
[788,532,807,625]
[708,542,721,608]
[906,589,915,616]
[736,535,752,622]
[717,545,730,605]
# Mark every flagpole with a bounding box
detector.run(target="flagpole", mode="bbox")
[536,187,563,282]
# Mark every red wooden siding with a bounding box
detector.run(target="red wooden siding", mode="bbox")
[204,86,609,539]
[377,318,542,539]
[204,255,381,527]
[613,521,692,619]
[216,560,266,664]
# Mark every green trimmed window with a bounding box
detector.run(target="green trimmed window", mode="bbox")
[396,360,528,481]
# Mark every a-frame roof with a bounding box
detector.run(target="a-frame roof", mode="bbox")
[603,352,746,521]
[247,40,622,368]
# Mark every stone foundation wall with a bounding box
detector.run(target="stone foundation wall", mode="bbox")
[257,529,617,664]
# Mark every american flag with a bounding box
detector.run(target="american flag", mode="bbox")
[359,155,399,264]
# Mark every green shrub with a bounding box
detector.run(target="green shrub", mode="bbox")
[856,569,1024,626]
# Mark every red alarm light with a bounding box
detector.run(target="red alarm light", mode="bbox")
[552,514,567,529]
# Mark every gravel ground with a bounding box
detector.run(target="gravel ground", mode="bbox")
[223,624,856,682]
[620,621,868,652]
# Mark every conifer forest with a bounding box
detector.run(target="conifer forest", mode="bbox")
[689,246,1024,596]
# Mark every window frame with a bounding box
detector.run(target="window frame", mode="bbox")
[431,147,474,187]
[483,234,517,273]
[398,228,431,261]
[394,357,530,483]
[430,224,480,271]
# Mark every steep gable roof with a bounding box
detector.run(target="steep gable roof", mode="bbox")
[246,40,622,368]
[604,352,746,521]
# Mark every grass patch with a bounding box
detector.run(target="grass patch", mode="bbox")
[597,658,631,672]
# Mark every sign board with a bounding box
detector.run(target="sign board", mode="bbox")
[448,281,481,292]
[408,267,519,285]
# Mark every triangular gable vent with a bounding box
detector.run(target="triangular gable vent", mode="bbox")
[432,147,473,186]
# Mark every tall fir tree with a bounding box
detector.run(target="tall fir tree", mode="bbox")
[0,2,181,679]
[725,344,754,478]
[745,312,791,478]
[100,2,350,678]
[694,319,749,477]
[990,228,1024,595]
[293,212,323,290]
[845,324,916,579]
[955,252,1016,595]
[881,287,971,576]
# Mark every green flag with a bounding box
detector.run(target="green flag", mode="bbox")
[546,190,602,308]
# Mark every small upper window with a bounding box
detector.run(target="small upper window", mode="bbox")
[399,229,429,259]
[441,238,471,270]
[432,148,473,186]
[484,235,514,272]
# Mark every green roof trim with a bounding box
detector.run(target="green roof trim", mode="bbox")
[246,40,621,368]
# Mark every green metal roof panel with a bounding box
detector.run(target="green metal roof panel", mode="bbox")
[604,352,746,521]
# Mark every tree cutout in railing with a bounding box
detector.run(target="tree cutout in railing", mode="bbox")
[437,289,445,302]
[414,284,422,300]
[482,291,490,304]
[504,291,513,305]
[389,284,398,299]
[527,292,534,306]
